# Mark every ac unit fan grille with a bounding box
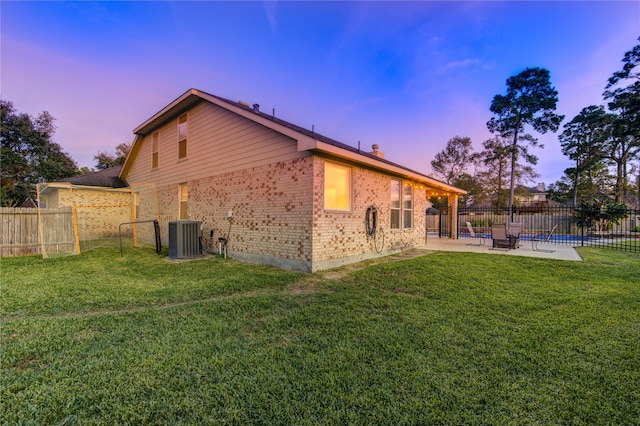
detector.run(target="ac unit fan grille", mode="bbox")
[168,220,201,259]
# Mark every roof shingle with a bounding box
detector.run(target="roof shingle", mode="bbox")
[58,166,128,188]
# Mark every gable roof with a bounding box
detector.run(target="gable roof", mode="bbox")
[59,166,128,188]
[121,88,465,195]
[21,197,38,208]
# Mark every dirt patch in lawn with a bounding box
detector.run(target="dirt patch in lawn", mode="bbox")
[288,248,434,293]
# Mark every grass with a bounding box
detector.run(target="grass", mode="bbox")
[1,247,639,424]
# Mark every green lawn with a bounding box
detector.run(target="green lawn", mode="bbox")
[1,247,639,425]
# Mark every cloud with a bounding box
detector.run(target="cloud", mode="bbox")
[439,58,482,73]
[263,1,278,34]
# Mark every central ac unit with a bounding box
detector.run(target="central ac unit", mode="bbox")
[168,220,201,259]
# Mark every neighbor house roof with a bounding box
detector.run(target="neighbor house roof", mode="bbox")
[58,166,128,188]
[122,88,466,195]
[21,197,38,208]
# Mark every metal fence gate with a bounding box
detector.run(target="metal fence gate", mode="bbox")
[426,207,450,239]
[458,205,640,253]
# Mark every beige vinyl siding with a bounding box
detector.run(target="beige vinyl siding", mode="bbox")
[126,102,306,186]
[151,132,159,169]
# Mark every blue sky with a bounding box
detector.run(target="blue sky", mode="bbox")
[2,1,638,186]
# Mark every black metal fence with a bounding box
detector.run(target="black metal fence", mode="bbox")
[457,205,640,253]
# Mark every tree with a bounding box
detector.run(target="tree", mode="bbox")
[93,142,131,170]
[487,67,564,211]
[548,163,613,206]
[430,136,475,185]
[1,100,78,206]
[598,111,639,203]
[476,138,508,208]
[474,136,540,209]
[558,105,607,205]
[603,37,640,204]
[475,136,511,208]
[451,172,483,208]
[577,200,629,235]
[78,166,95,175]
[606,37,640,87]
[547,173,574,205]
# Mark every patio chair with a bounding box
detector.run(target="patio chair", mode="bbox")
[508,222,522,248]
[465,222,486,246]
[532,225,558,252]
[491,223,517,249]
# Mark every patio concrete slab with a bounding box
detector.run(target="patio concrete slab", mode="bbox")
[422,237,583,261]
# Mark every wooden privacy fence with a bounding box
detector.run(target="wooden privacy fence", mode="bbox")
[0,207,73,257]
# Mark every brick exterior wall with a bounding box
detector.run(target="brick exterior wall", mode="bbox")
[146,155,429,271]
[52,187,133,240]
[311,156,428,270]
[151,157,314,270]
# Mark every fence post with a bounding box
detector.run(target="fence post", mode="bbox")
[580,205,585,247]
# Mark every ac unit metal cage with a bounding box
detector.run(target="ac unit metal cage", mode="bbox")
[168,220,201,259]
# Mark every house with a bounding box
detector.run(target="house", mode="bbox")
[21,197,38,208]
[58,166,128,189]
[36,166,133,253]
[119,88,465,272]
[522,182,547,203]
[512,183,550,213]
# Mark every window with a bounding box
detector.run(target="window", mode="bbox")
[324,162,351,211]
[151,132,159,169]
[391,180,413,230]
[390,179,401,229]
[177,114,187,159]
[179,183,188,219]
[403,183,413,229]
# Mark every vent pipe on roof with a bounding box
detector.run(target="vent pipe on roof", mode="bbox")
[369,144,384,159]
[253,104,260,112]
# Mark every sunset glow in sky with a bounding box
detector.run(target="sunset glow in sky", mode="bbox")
[2,1,639,186]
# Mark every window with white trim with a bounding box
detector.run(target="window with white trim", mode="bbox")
[390,179,401,229]
[390,180,414,230]
[179,183,188,219]
[151,132,159,169]
[324,161,352,211]
[403,183,413,229]
[177,114,187,159]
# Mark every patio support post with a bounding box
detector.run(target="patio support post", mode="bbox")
[448,194,459,240]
